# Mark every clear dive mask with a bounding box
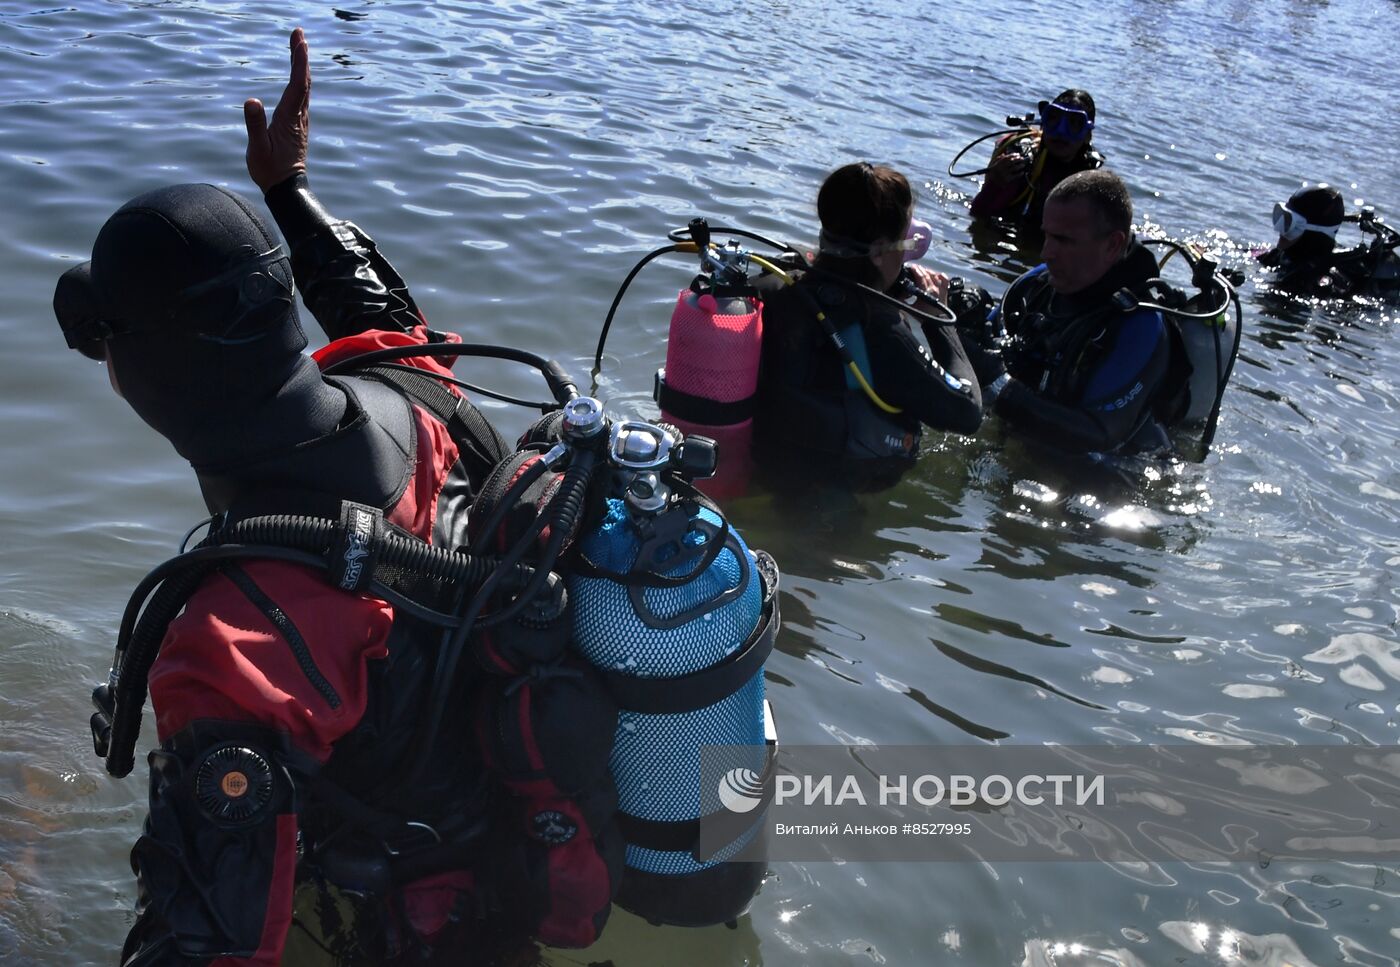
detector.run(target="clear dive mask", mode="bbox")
[1272,202,1340,243]
[818,217,933,262]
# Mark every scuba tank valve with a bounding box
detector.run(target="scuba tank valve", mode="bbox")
[592,218,804,500]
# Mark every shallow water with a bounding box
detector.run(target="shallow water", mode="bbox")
[2,1,1399,964]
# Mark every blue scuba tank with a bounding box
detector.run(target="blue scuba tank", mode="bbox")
[569,420,777,927]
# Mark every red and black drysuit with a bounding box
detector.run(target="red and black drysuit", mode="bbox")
[119,175,619,966]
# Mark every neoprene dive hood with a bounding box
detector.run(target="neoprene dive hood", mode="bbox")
[54,183,345,469]
[1284,185,1345,231]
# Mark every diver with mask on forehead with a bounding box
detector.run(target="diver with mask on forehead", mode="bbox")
[752,162,983,488]
[969,89,1106,230]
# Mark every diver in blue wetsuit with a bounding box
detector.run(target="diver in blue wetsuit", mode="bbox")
[962,169,1172,456]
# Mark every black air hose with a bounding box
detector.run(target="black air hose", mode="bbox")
[408,449,597,782]
[100,518,537,777]
[219,515,510,587]
[478,448,596,629]
[104,560,217,777]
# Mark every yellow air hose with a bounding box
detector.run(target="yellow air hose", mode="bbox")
[1004,132,1048,211]
[742,250,903,414]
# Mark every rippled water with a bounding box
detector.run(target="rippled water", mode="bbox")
[3,1,1399,964]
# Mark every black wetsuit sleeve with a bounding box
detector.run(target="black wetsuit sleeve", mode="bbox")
[865,312,983,435]
[994,309,1169,453]
[263,173,423,340]
[919,313,981,388]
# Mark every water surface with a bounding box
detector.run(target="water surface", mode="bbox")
[2,1,1399,964]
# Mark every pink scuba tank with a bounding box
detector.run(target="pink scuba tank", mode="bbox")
[654,289,762,499]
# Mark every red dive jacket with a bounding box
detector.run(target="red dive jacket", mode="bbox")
[144,326,468,966]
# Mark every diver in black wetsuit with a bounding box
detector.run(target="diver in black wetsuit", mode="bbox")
[1258,184,1400,299]
[962,169,1173,457]
[754,162,982,486]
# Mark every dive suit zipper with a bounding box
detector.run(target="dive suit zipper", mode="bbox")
[224,565,343,709]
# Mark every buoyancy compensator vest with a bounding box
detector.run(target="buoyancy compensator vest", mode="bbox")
[757,275,920,468]
[994,239,1242,458]
[567,418,780,928]
[88,345,678,952]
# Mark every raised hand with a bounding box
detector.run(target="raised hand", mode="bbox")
[244,27,310,192]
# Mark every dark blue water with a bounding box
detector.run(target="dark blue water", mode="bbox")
[2,1,1399,964]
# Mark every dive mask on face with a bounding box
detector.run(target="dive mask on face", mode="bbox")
[1272,202,1340,243]
[1038,100,1094,143]
[54,246,292,359]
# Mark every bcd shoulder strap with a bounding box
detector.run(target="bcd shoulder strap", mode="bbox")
[355,362,509,487]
